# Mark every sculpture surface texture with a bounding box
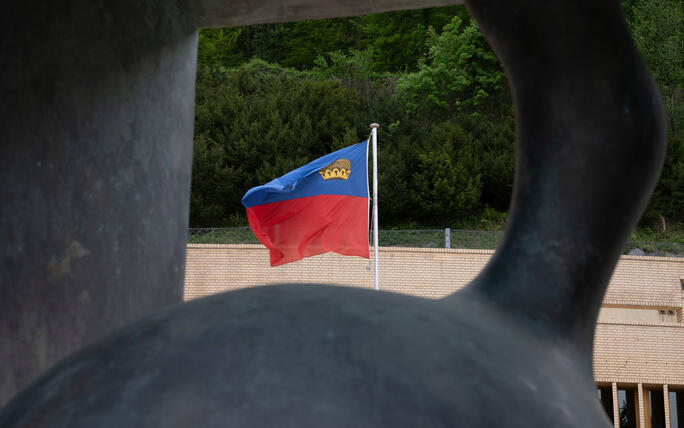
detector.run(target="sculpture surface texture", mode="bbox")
[0,0,666,426]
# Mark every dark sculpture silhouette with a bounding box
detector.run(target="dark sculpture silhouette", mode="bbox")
[0,0,666,426]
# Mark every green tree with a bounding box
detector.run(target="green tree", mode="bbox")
[190,2,681,230]
[358,10,431,72]
[458,113,515,211]
[280,19,363,69]
[190,135,244,226]
[630,0,683,135]
[627,0,684,224]
[197,28,246,67]
[397,16,506,120]
[191,61,362,227]
[358,6,469,72]
[409,122,482,225]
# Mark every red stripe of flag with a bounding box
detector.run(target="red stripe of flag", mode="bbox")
[246,194,369,266]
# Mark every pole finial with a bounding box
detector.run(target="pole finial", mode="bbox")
[370,123,380,129]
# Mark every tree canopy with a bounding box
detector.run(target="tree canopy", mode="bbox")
[191,2,684,232]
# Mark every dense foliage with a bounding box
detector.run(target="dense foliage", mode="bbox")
[191,2,683,232]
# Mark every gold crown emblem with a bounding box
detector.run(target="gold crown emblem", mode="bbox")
[319,158,351,181]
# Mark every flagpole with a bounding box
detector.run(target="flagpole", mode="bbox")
[370,123,380,291]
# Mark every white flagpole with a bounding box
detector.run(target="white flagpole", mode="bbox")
[370,123,380,291]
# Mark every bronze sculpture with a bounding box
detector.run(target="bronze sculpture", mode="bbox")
[0,0,666,426]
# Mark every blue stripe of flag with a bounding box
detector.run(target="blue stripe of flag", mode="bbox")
[241,141,369,209]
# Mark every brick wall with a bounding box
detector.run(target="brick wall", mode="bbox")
[594,323,684,385]
[185,244,683,303]
[603,256,684,308]
[185,244,491,299]
[184,244,684,386]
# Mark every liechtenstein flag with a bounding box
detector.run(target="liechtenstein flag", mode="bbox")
[242,141,370,266]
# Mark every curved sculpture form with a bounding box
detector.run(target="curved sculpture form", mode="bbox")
[0,0,463,404]
[188,0,466,27]
[0,0,197,403]
[0,0,665,426]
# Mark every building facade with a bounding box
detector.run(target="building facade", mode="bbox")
[184,244,684,428]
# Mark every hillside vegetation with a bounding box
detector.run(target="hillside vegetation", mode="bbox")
[191,2,683,239]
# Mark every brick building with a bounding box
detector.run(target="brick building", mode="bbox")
[184,244,684,428]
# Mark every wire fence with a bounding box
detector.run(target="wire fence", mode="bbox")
[188,227,683,257]
[188,227,260,245]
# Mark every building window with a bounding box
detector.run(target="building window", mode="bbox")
[649,389,666,428]
[658,309,678,323]
[598,387,615,423]
[619,388,638,428]
[671,390,684,428]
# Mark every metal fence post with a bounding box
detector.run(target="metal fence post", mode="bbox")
[445,228,451,249]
